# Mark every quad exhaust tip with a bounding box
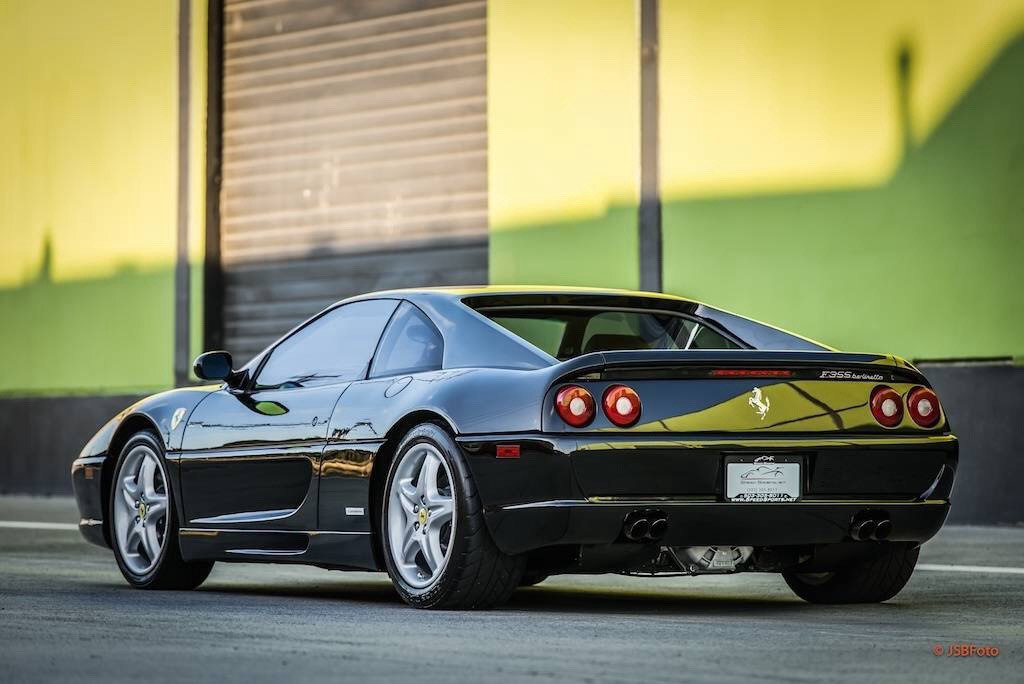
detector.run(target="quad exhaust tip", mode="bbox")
[648,517,668,540]
[850,513,893,541]
[873,519,893,540]
[623,510,667,542]
[625,518,650,540]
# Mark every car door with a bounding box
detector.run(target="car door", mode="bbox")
[179,298,399,530]
[319,301,445,531]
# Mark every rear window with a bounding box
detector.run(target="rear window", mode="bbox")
[487,308,740,360]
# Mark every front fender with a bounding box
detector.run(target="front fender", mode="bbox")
[71,385,219,548]
[88,385,220,458]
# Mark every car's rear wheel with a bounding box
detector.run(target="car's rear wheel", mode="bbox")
[381,423,524,609]
[110,431,213,590]
[783,543,919,604]
[519,571,550,587]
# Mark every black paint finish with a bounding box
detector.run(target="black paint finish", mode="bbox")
[68,288,963,574]
[179,384,345,527]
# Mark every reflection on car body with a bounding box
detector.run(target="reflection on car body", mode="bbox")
[70,287,957,609]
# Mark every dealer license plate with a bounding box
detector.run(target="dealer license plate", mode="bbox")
[725,459,801,502]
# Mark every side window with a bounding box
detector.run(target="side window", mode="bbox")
[687,324,741,350]
[490,316,567,357]
[255,299,399,389]
[369,302,444,378]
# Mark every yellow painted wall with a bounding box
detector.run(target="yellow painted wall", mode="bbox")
[0,1,178,287]
[660,0,1024,198]
[488,0,641,288]
[488,0,1024,359]
[189,0,208,366]
[659,0,1024,359]
[0,0,206,394]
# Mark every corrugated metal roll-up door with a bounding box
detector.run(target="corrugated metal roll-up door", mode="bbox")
[220,0,488,362]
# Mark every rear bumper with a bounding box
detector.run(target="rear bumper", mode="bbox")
[486,499,950,555]
[459,432,957,555]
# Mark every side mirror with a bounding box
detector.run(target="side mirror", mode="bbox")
[193,351,235,382]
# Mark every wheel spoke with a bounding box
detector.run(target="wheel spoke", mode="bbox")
[146,494,167,521]
[143,524,161,562]
[123,474,140,498]
[121,482,138,511]
[400,522,419,563]
[398,479,418,518]
[137,522,155,560]
[418,531,440,572]
[430,499,453,528]
[140,455,158,498]
[423,524,444,573]
[419,452,442,503]
[125,520,144,555]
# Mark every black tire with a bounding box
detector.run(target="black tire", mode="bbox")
[381,423,525,609]
[783,544,919,604]
[109,431,214,590]
[519,572,550,587]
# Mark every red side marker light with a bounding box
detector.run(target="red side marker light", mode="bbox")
[496,444,520,459]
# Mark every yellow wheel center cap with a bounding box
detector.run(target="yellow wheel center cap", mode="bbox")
[138,502,148,519]
[418,508,428,526]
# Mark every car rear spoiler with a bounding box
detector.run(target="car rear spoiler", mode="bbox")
[549,350,928,385]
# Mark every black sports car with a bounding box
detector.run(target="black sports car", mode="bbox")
[71,287,956,609]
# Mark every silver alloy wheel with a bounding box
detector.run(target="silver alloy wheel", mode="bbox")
[387,442,456,589]
[113,443,169,575]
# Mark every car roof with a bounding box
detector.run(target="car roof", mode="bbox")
[334,287,712,370]
[342,285,701,305]
[337,285,832,357]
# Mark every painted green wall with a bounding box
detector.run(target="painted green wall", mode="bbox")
[488,0,1024,361]
[662,34,1024,359]
[0,1,206,395]
[659,1,1024,360]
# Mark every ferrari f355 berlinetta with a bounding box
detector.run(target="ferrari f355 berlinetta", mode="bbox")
[72,287,956,609]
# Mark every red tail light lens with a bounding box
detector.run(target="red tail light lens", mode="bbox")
[555,385,596,427]
[870,385,904,427]
[602,385,642,427]
[907,386,941,427]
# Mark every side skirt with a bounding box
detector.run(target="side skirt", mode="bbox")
[178,528,379,570]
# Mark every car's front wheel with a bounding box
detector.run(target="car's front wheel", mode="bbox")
[783,543,919,604]
[381,423,524,609]
[109,431,213,590]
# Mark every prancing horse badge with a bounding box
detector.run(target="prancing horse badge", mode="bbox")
[748,387,770,420]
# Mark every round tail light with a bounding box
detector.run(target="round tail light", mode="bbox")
[555,385,596,427]
[602,385,642,427]
[907,386,941,427]
[869,385,904,427]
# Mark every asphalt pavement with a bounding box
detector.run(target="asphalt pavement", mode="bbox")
[0,495,1021,683]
